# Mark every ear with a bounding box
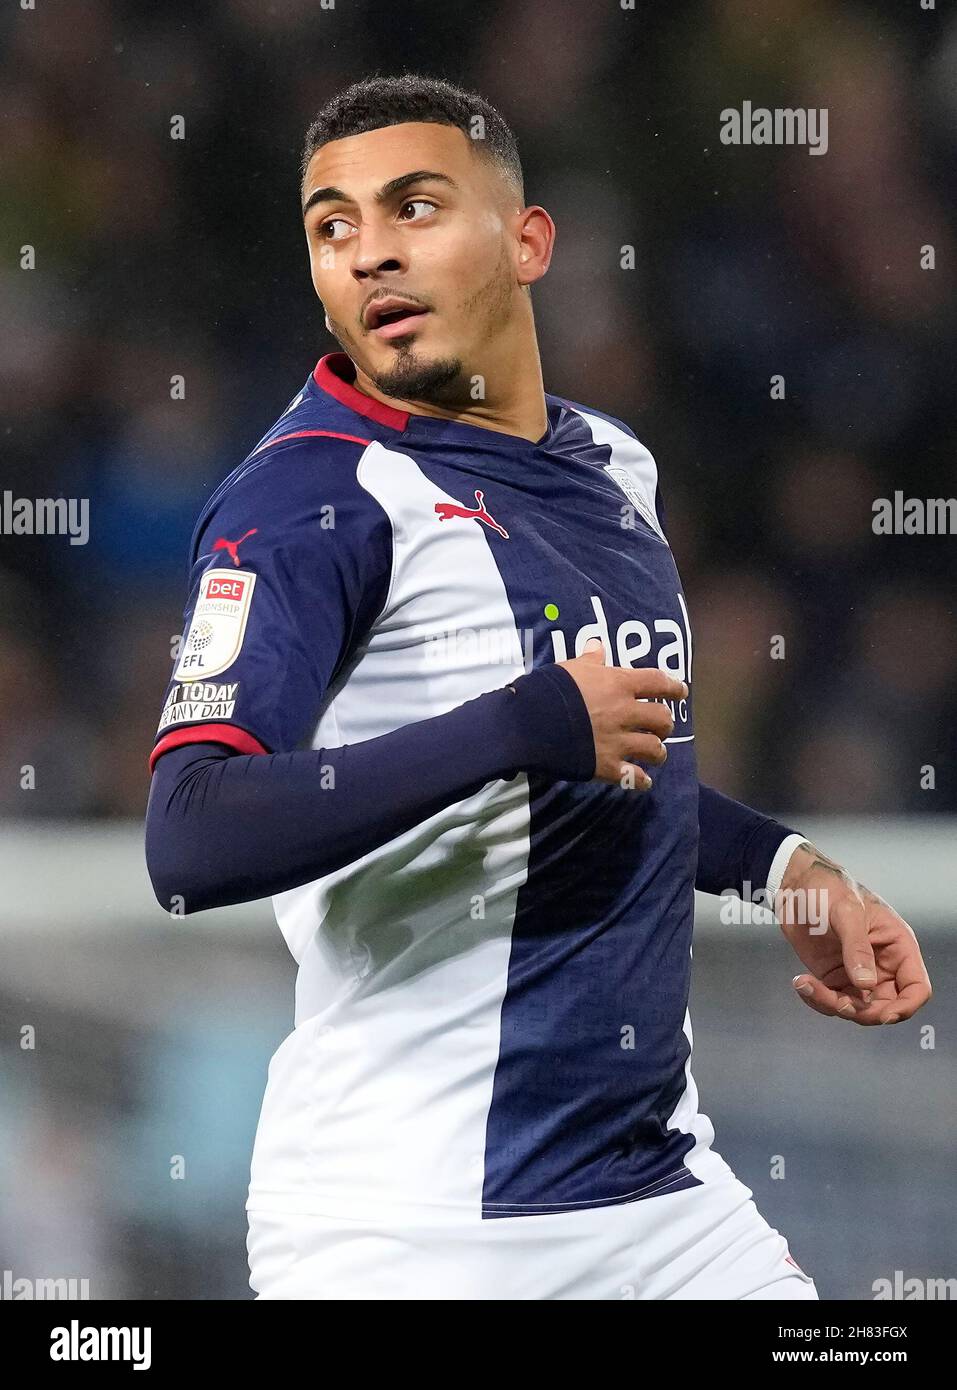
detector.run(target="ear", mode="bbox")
[515,206,556,286]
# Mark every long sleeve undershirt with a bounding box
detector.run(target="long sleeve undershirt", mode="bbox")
[146,666,799,915]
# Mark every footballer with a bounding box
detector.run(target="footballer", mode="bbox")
[145,74,931,1300]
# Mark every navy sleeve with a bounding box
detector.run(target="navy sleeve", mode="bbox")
[151,435,391,766]
[696,783,800,898]
[145,663,596,913]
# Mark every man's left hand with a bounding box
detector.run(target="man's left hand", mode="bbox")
[776,842,932,1026]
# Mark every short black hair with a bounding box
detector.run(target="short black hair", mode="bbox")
[300,72,525,203]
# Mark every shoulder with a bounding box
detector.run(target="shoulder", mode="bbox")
[550,391,662,484]
[549,391,668,533]
[207,402,377,513]
[550,391,645,439]
[190,423,388,568]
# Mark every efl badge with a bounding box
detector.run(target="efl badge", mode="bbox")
[174,568,257,679]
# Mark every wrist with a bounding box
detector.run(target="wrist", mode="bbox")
[780,840,862,900]
[771,834,813,900]
[502,664,595,781]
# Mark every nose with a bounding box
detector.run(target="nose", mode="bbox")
[350,224,405,281]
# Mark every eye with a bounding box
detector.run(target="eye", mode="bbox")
[317,217,354,241]
[397,199,437,223]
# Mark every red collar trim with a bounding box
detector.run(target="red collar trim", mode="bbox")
[313,353,410,431]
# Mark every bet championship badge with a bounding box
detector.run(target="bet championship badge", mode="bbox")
[174,568,257,680]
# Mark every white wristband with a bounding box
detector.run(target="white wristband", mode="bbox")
[765,833,808,913]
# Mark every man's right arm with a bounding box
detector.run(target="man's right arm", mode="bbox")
[143,434,681,915]
[146,645,686,915]
[143,436,602,914]
[145,663,595,913]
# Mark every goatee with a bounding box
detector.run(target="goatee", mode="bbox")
[370,347,463,405]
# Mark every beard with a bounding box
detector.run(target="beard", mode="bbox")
[324,310,465,404]
[367,344,463,405]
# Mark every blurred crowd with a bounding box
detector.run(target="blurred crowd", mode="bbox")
[2,0,956,820]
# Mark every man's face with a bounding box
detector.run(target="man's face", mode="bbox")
[301,122,524,404]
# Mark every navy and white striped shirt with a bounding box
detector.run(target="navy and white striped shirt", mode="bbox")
[146,352,796,1221]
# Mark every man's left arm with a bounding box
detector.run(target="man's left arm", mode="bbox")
[696,782,804,902]
[696,784,932,1026]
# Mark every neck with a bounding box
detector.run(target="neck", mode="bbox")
[350,329,548,444]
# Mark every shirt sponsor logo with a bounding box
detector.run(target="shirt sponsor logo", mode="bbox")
[174,568,257,679]
[157,682,240,731]
[547,593,694,740]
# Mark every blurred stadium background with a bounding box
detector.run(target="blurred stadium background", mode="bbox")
[1,0,955,1298]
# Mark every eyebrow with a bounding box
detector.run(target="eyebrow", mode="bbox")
[302,169,459,218]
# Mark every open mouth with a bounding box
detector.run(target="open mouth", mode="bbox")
[365,299,431,338]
